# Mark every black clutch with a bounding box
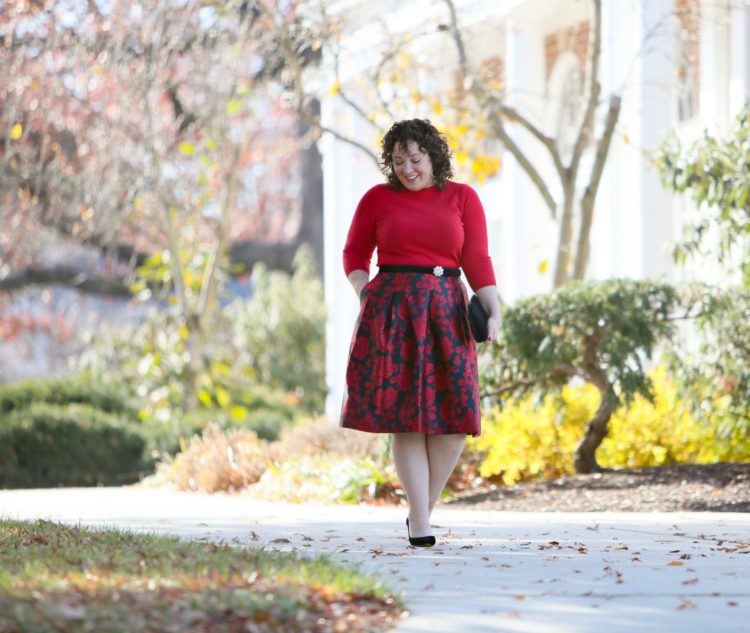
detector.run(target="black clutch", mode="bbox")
[468,295,489,342]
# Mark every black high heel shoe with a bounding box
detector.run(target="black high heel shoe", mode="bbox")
[406,518,436,547]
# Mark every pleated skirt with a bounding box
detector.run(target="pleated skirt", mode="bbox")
[340,271,481,436]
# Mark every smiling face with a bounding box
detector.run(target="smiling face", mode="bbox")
[391,141,434,191]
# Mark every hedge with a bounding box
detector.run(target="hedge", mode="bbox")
[0,403,146,488]
[0,375,139,418]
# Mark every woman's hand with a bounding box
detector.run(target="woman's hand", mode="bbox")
[347,269,370,302]
[474,285,502,343]
[485,315,500,343]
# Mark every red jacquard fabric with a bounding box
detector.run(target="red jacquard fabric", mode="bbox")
[340,272,480,436]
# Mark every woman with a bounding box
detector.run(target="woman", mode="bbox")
[341,119,500,547]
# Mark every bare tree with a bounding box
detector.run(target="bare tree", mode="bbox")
[441,0,620,286]
[1,1,312,405]
[0,1,313,298]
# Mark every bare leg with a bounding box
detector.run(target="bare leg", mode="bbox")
[391,433,432,537]
[427,434,466,513]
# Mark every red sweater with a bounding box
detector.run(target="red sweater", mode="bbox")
[343,181,496,291]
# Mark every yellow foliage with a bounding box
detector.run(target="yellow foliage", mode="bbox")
[471,384,595,484]
[470,367,750,485]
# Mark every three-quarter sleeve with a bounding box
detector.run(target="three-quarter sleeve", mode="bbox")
[343,187,378,276]
[460,185,496,291]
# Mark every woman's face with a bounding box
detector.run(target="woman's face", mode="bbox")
[391,141,434,191]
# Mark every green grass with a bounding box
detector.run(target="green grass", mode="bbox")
[0,519,402,632]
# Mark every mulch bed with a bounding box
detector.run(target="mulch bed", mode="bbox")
[445,462,750,513]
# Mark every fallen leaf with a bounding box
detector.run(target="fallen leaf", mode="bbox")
[512,595,527,601]
[682,578,699,586]
[676,597,696,610]
[667,561,684,566]
[270,538,290,544]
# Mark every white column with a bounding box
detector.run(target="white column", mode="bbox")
[592,0,642,279]
[700,0,731,129]
[637,0,678,281]
[728,4,750,116]
[501,17,552,300]
[322,96,381,421]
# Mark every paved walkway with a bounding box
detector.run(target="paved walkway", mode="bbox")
[1,487,748,632]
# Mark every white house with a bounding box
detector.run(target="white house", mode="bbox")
[318,0,750,419]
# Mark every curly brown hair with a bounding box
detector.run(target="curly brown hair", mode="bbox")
[380,119,453,190]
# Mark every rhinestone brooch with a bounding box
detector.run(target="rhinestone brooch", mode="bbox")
[433,266,444,277]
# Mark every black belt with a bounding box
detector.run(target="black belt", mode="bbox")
[379,265,461,278]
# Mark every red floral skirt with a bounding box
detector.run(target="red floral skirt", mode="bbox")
[340,271,481,436]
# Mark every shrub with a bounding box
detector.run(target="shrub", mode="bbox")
[250,454,401,504]
[0,374,138,418]
[224,246,327,412]
[482,278,679,473]
[74,245,327,423]
[247,420,400,503]
[470,367,750,485]
[154,425,272,493]
[151,418,402,503]
[142,385,304,456]
[669,286,750,435]
[273,417,384,460]
[0,403,146,488]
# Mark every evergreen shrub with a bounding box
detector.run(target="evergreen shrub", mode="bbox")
[0,375,138,418]
[0,403,146,488]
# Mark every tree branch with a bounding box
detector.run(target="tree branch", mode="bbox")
[480,379,536,399]
[568,0,602,176]
[260,0,380,166]
[573,94,622,279]
[442,0,560,219]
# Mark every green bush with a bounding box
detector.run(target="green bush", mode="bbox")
[222,246,327,412]
[481,278,679,473]
[0,375,138,418]
[75,245,327,422]
[0,403,146,488]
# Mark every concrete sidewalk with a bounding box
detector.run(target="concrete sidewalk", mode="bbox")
[1,487,748,632]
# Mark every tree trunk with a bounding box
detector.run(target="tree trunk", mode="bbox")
[573,389,614,473]
[297,99,324,277]
[572,94,622,280]
[553,182,576,287]
[574,334,614,472]
[183,312,203,412]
